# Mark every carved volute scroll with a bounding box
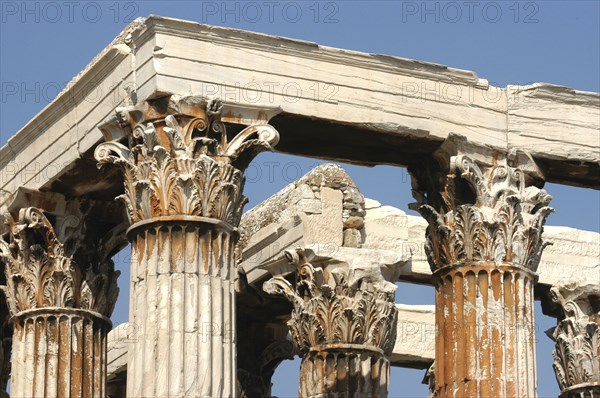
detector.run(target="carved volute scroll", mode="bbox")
[94,97,280,227]
[409,134,554,274]
[547,285,600,397]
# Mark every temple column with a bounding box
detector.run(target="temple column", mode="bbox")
[409,134,554,398]
[0,193,122,398]
[264,247,401,398]
[546,285,600,398]
[95,97,279,397]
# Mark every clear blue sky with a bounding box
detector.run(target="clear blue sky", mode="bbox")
[1,1,599,397]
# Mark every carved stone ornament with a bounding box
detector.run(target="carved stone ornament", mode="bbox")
[263,248,397,356]
[95,97,280,226]
[410,134,554,273]
[0,207,119,318]
[547,285,600,396]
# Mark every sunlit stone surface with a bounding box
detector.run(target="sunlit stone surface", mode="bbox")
[1,15,598,398]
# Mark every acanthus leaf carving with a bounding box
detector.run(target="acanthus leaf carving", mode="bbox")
[547,285,600,392]
[95,97,279,226]
[263,248,398,356]
[410,135,554,272]
[0,207,120,318]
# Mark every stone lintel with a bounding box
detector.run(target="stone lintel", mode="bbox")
[2,16,598,209]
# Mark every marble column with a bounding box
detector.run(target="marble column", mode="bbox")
[547,285,600,398]
[409,134,554,398]
[264,248,400,398]
[0,200,121,398]
[95,97,279,397]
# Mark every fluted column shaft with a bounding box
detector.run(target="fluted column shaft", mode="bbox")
[299,346,389,398]
[434,264,536,397]
[127,218,236,397]
[10,309,110,398]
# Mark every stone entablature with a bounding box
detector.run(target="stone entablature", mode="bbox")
[237,163,367,287]
[1,16,598,208]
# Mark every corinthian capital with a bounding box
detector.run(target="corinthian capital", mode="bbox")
[409,134,554,272]
[94,97,280,226]
[0,191,123,319]
[547,285,600,395]
[263,247,400,356]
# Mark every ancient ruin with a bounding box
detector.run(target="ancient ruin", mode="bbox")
[0,16,598,398]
